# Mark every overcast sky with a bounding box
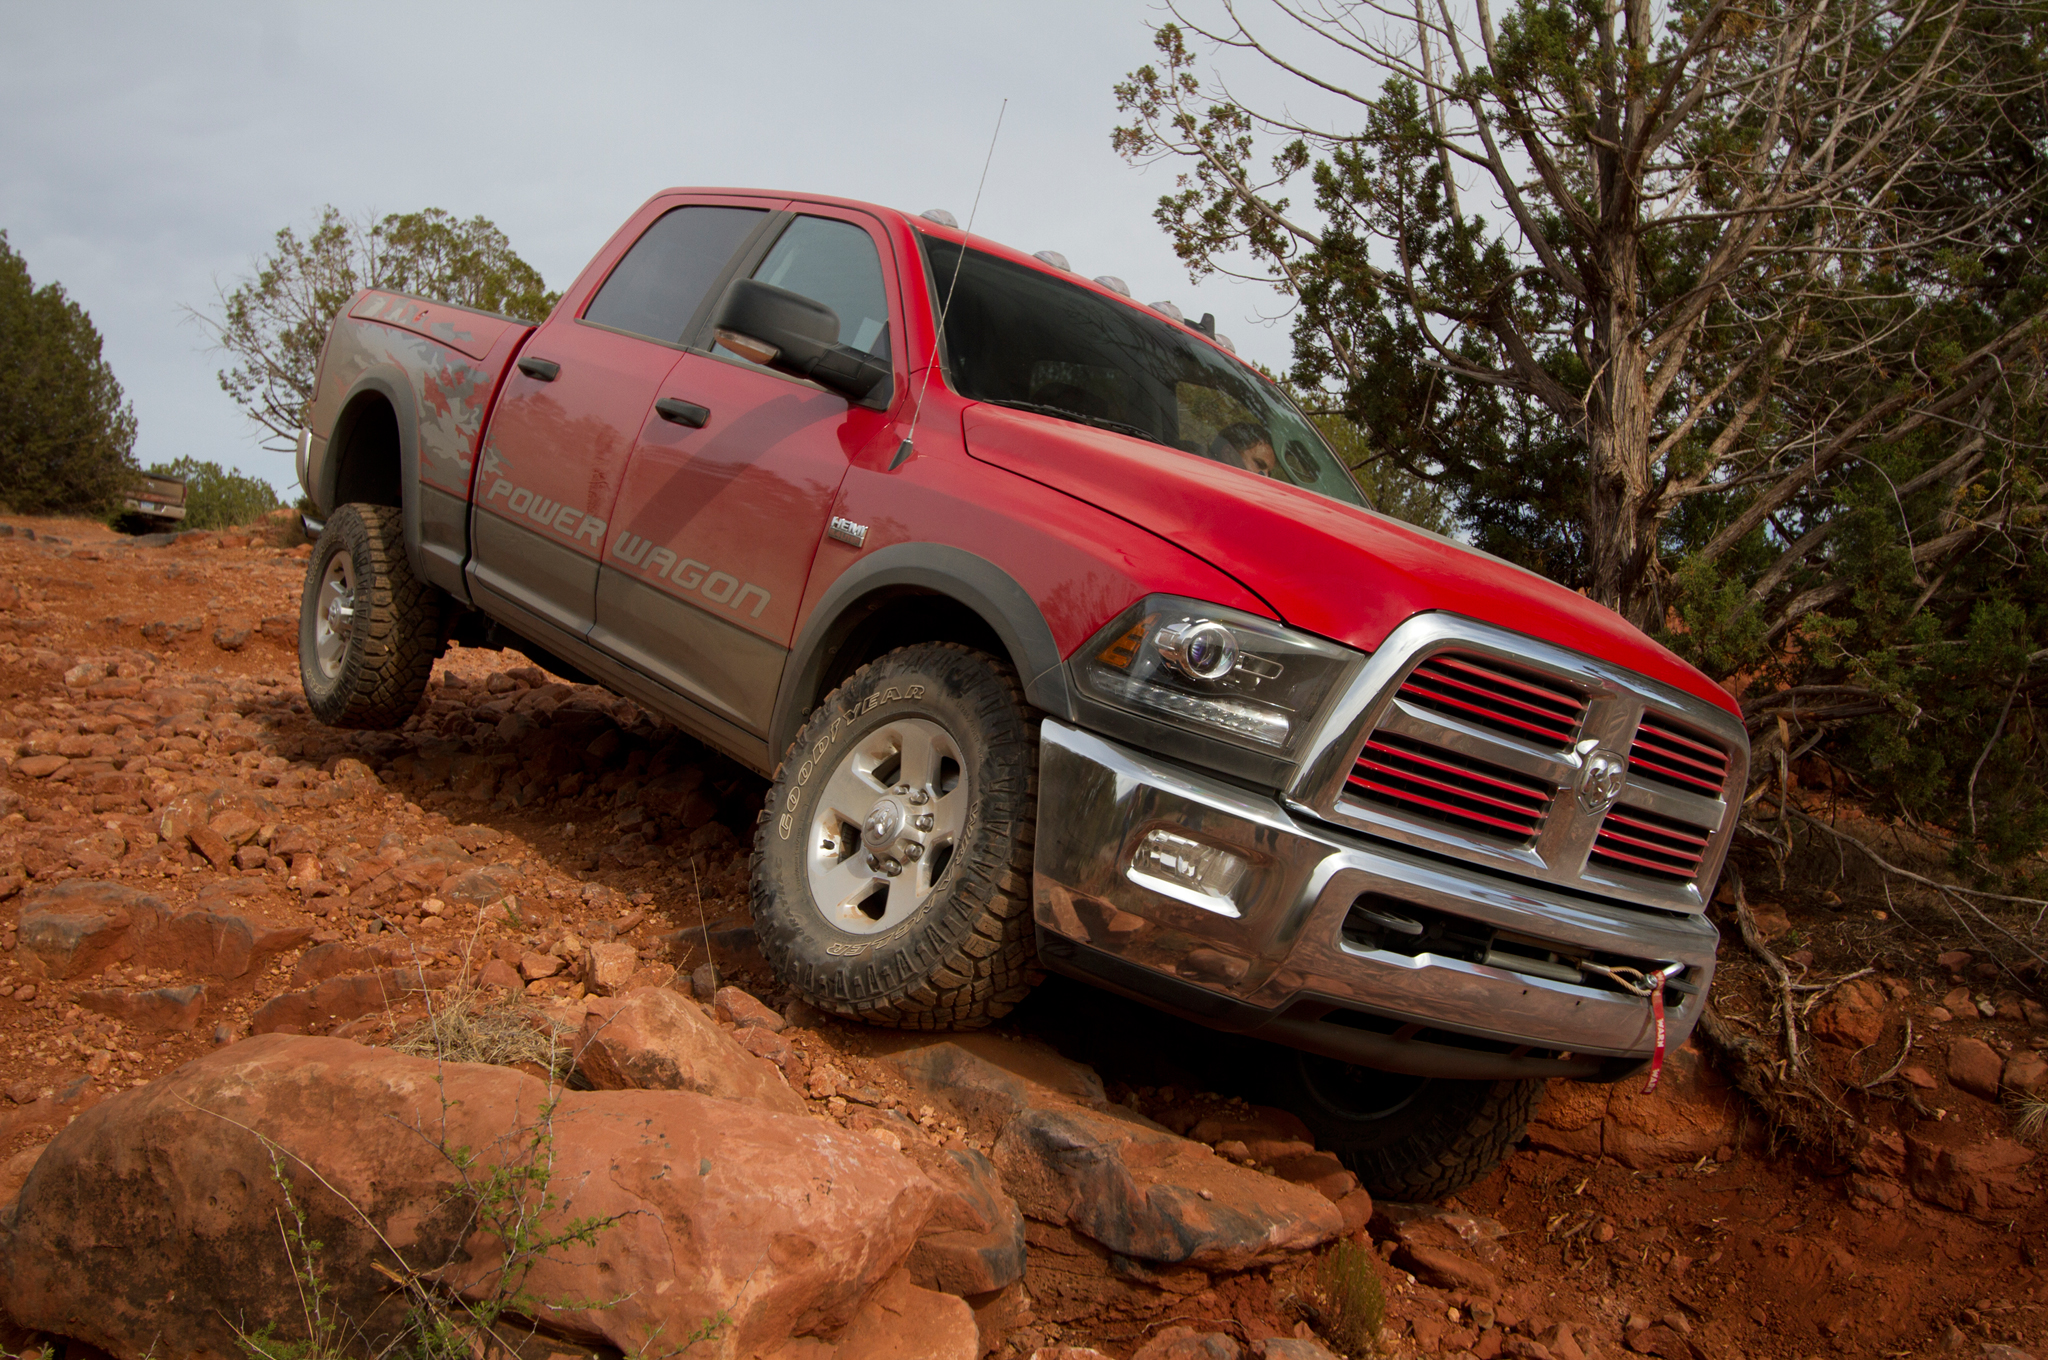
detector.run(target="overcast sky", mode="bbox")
[0,1,1346,497]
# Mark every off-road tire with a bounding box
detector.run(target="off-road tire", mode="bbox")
[1261,1054,1541,1201]
[751,643,1041,1029]
[298,503,443,730]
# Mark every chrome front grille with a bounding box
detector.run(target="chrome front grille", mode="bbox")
[1293,615,1750,915]
[1394,653,1587,750]
[1628,714,1731,795]
[1591,804,1713,881]
[1348,732,1553,841]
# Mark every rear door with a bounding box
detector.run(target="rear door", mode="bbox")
[589,208,904,739]
[467,200,773,642]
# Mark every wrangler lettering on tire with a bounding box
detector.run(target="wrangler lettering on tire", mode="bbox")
[751,644,1041,1029]
[298,503,444,730]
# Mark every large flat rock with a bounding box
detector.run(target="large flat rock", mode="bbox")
[0,1034,940,1359]
[993,1104,1341,1271]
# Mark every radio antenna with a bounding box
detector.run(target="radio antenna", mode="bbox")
[896,97,1007,467]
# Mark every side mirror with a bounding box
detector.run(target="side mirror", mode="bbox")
[711,278,889,403]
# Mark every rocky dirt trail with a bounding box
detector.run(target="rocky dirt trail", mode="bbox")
[0,515,2040,1360]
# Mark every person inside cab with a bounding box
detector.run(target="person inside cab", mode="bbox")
[1209,421,1278,477]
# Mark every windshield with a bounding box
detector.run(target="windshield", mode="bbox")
[921,238,1368,507]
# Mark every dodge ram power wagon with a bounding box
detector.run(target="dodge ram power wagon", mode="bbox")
[295,187,1749,1199]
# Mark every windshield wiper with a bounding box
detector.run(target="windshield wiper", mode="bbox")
[984,398,1164,447]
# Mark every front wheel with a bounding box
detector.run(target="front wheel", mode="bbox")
[751,643,1041,1029]
[1259,1053,1540,1201]
[298,503,443,729]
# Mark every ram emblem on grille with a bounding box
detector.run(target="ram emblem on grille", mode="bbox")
[1575,747,1628,816]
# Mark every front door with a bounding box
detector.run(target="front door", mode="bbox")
[468,201,771,643]
[589,209,903,739]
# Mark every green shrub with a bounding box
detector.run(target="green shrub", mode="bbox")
[149,457,280,530]
[0,231,137,514]
[1319,1238,1387,1356]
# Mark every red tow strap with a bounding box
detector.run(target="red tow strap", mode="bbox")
[1643,984,1667,1093]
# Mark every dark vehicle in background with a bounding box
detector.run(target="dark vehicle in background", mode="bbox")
[117,472,188,531]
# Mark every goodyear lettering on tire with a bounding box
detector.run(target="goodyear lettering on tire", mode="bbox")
[777,684,926,841]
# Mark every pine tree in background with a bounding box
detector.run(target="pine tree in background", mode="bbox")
[190,207,559,454]
[0,231,138,514]
[1115,1,2048,865]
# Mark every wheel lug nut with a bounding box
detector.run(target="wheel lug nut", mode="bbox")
[880,857,903,876]
[892,784,910,795]
[914,814,934,831]
[902,843,924,861]
[907,789,930,805]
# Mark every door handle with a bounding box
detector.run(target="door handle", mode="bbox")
[654,397,710,428]
[516,356,560,382]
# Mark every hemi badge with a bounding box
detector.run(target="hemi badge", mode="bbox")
[828,516,868,548]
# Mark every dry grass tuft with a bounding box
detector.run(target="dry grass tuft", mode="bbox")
[389,993,574,1080]
[2014,1091,2048,1145]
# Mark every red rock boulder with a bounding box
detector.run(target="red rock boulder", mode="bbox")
[0,1035,941,1359]
[15,881,153,979]
[574,985,805,1114]
[993,1105,1340,1270]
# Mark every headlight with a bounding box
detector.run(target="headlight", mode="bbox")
[1073,595,1364,761]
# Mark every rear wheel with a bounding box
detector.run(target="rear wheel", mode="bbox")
[751,643,1040,1029]
[298,503,442,729]
[1260,1053,1540,1201]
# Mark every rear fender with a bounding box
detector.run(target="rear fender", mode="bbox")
[310,298,533,601]
[319,368,422,576]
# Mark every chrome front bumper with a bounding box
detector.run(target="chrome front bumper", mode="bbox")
[1032,720,1718,1082]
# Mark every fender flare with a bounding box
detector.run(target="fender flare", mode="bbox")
[769,543,1077,764]
[322,366,425,579]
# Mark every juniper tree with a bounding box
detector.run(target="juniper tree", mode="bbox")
[0,231,138,514]
[192,208,558,454]
[1116,0,2048,860]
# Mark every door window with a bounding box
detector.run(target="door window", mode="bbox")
[584,205,767,344]
[719,215,890,360]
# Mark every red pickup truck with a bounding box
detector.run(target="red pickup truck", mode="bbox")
[296,187,1747,1198]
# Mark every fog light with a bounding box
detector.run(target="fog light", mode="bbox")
[1128,828,1247,916]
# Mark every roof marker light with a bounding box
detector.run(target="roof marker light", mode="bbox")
[1149,300,1184,322]
[1034,250,1071,271]
[920,208,960,227]
[1093,275,1130,296]
[1215,334,1237,353]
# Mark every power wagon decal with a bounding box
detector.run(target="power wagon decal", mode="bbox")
[477,452,773,620]
[478,472,607,547]
[609,532,771,619]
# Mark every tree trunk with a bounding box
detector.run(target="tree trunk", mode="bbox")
[1581,218,1654,623]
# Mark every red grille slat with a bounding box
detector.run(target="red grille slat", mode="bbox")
[1395,654,1586,750]
[1590,803,1712,882]
[1356,740,1549,810]
[1346,732,1552,841]
[1348,778,1545,837]
[1423,657,1583,724]
[1628,714,1731,795]
[1602,810,1710,849]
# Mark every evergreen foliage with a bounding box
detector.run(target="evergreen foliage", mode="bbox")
[193,207,558,453]
[148,457,280,531]
[1116,1,2048,862]
[0,230,138,514]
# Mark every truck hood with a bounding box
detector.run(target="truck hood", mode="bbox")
[961,404,1738,716]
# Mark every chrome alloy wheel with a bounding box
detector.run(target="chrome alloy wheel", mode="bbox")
[805,716,969,935]
[313,551,357,679]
